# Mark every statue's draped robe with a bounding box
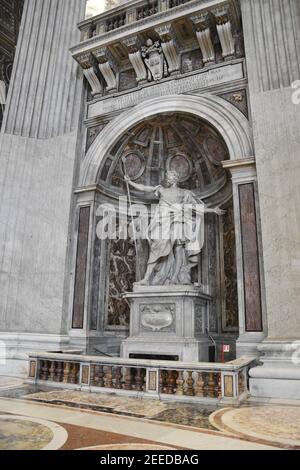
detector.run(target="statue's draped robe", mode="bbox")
[144,186,205,285]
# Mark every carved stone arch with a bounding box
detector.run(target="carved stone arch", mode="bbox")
[79,93,253,187]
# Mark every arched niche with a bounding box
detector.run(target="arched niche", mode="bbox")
[71,93,260,360]
[89,111,239,341]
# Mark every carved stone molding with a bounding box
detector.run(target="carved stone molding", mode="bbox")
[93,47,117,91]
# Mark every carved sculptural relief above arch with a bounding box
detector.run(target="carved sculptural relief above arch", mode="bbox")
[78,93,254,189]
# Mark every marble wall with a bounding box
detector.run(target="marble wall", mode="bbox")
[0,0,86,339]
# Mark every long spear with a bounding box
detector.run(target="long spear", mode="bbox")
[121,156,141,280]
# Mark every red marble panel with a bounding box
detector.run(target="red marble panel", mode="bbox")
[72,207,90,329]
[239,184,262,332]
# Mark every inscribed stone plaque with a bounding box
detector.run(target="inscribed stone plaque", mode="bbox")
[224,375,234,397]
[29,361,36,378]
[148,370,157,391]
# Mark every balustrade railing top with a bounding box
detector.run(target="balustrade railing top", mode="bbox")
[27,352,255,405]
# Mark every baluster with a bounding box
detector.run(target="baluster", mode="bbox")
[90,365,95,385]
[93,365,104,387]
[75,364,80,384]
[217,372,222,399]
[203,372,209,397]
[123,367,133,390]
[176,370,184,395]
[104,366,113,388]
[41,360,49,381]
[38,360,43,380]
[214,373,220,398]
[55,362,63,382]
[119,14,125,26]
[134,368,142,391]
[114,366,122,389]
[159,370,168,393]
[239,371,245,394]
[93,364,99,386]
[185,370,195,396]
[208,372,215,398]
[69,363,77,384]
[166,370,177,394]
[63,362,71,384]
[98,365,105,387]
[49,361,56,382]
[195,371,205,397]
[141,369,146,391]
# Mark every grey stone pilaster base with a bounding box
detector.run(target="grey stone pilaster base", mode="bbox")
[236,332,265,358]
[249,340,300,400]
[0,333,71,378]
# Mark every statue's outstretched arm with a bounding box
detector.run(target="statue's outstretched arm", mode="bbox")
[203,203,226,216]
[124,175,158,194]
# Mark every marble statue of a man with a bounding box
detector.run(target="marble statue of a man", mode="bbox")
[125,170,224,286]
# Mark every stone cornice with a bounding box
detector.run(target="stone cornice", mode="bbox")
[222,157,256,170]
[71,0,234,57]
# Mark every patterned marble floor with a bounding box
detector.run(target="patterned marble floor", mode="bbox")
[0,377,299,450]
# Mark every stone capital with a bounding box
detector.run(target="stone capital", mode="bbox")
[122,35,142,54]
[190,12,210,32]
[155,23,176,43]
[75,52,95,70]
[93,47,117,70]
[213,7,231,26]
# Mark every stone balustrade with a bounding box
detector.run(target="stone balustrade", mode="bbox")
[80,1,194,39]
[28,353,255,405]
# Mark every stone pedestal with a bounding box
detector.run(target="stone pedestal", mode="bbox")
[121,285,212,362]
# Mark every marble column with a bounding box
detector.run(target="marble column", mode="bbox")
[240,0,300,399]
[223,158,266,357]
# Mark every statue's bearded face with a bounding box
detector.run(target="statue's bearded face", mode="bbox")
[166,171,180,186]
